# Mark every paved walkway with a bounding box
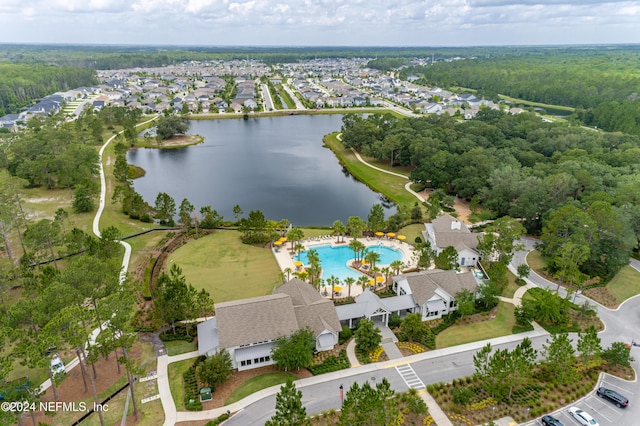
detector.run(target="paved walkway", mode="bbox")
[420,391,454,426]
[377,323,404,360]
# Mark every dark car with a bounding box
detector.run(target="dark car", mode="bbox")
[597,387,629,408]
[541,414,565,426]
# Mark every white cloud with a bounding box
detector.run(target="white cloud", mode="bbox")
[0,0,638,45]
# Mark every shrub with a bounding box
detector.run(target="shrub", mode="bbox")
[451,386,474,405]
[388,313,402,329]
[205,413,230,425]
[308,350,350,375]
[183,363,202,411]
[338,325,352,344]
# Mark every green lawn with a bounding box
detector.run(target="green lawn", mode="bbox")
[224,372,297,405]
[398,223,426,245]
[168,358,194,411]
[323,133,417,209]
[435,302,516,348]
[526,250,547,272]
[608,265,640,302]
[165,340,198,356]
[502,270,521,299]
[168,230,281,302]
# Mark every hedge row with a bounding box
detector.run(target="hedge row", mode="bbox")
[183,363,203,411]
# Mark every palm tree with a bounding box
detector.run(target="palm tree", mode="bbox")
[327,275,339,300]
[283,267,293,282]
[348,240,365,264]
[364,250,381,270]
[357,275,370,293]
[344,276,356,298]
[381,266,391,288]
[287,227,305,251]
[293,243,305,259]
[332,220,347,244]
[390,260,403,274]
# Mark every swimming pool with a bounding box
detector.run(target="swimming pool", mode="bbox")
[298,244,403,282]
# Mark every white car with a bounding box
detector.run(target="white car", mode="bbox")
[568,406,599,426]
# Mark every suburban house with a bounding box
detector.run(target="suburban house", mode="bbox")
[336,268,482,327]
[197,279,341,371]
[393,269,480,320]
[422,214,481,267]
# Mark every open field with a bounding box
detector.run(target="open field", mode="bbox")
[435,302,516,348]
[168,230,281,302]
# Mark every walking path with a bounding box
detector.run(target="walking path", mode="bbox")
[37,116,158,394]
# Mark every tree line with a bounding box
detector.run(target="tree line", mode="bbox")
[0,63,96,116]
[400,50,640,135]
[341,111,640,282]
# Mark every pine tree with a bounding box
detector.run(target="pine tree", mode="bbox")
[265,379,308,426]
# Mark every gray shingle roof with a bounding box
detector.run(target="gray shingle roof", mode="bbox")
[403,269,478,305]
[215,294,299,348]
[276,279,341,335]
[431,214,479,251]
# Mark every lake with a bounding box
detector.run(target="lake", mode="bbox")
[127,114,395,226]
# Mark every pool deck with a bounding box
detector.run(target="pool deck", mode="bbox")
[271,235,416,299]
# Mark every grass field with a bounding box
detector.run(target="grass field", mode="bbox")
[608,265,640,303]
[224,372,297,405]
[323,133,416,209]
[168,358,194,411]
[165,340,198,356]
[168,230,281,302]
[398,223,425,245]
[526,250,547,272]
[502,270,522,299]
[435,302,516,348]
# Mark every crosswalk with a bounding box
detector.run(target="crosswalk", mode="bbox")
[395,364,426,391]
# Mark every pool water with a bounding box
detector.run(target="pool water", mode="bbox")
[298,244,403,283]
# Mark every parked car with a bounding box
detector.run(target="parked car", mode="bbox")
[569,406,599,426]
[597,386,629,408]
[541,414,564,426]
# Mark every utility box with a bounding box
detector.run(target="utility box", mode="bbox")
[199,387,212,402]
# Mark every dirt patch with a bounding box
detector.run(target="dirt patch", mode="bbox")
[420,190,472,224]
[584,287,620,309]
[159,134,203,148]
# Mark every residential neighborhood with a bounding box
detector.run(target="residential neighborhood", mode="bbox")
[1,56,527,131]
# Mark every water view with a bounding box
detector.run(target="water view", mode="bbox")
[128,115,395,226]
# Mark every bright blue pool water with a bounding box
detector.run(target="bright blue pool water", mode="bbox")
[298,244,403,282]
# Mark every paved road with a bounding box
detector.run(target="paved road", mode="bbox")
[260,84,275,111]
[222,238,640,426]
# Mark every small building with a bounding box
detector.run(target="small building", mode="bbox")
[422,214,481,267]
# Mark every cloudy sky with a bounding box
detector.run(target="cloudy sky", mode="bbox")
[0,0,639,46]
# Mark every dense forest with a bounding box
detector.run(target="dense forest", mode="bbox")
[400,50,640,135]
[0,63,96,116]
[341,111,640,281]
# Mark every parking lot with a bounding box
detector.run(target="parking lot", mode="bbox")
[522,374,637,426]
